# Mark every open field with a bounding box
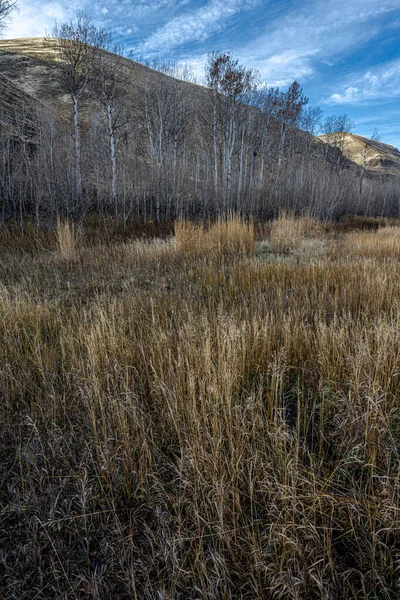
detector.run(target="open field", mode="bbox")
[1,215,400,599]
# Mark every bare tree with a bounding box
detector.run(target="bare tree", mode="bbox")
[206,52,258,213]
[137,57,202,84]
[0,0,17,34]
[301,105,323,137]
[276,82,308,166]
[272,81,308,201]
[51,12,98,217]
[300,105,323,159]
[360,128,381,209]
[322,114,354,172]
[91,30,129,219]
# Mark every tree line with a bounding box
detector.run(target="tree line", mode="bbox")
[1,11,399,230]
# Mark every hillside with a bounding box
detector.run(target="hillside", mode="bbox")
[318,132,400,175]
[2,37,399,225]
[0,75,37,137]
[1,38,397,180]
[0,37,207,106]
[0,37,352,168]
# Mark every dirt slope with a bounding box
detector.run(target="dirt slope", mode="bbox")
[318,132,400,175]
[0,37,206,103]
[1,37,391,177]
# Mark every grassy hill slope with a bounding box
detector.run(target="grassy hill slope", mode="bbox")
[318,132,400,175]
[0,37,355,172]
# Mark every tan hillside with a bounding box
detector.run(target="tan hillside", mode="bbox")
[0,38,374,176]
[318,132,400,174]
[0,37,213,146]
[0,37,207,103]
[1,38,397,180]
[0,38,62,99]
[0,37,354,169]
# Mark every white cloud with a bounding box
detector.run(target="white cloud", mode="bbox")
[243,49,317,87]
[109,0,189,21]
[4,0,89,38]
[136,0,259,55]
[330,87,360,104]
[3,0,183,39]
[328,60,400,104]
[239,0,400,85]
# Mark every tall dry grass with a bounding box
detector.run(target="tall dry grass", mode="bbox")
[56,217,77,260]
[1,217,400,598]
[269,211,324,253]
[340,225,400,260]
[175,215,254,257]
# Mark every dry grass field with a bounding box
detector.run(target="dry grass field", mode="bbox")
[1,215,400,599]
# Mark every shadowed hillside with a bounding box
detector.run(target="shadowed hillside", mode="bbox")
[0,75,36,136]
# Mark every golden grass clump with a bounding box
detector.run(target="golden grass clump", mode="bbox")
[174,218,205,254]
[269,211,323,253]
[175,215,254,257]
[56,217,77,260]
[2,218,400,598]
[207,217,255,256]
[341,225,400,260]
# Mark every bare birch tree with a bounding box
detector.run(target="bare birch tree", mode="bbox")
[272,81,308,201]
[322,114,354,172]
[52,12,97,217]
[206,52,258,214]
[91,30,129,219]
[360,128,381,210]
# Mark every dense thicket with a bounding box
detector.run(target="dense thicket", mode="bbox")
[0,26,399,228]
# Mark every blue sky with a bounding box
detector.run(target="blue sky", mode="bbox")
[5,0,400,148]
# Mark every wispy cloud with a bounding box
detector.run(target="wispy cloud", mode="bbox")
[242,49,317,88]
[4,0,188,39]
[328,60,400,104]
[94,0,188,22]
[5,0,87,38]
[136,0,259,56]
[239,0,400,85]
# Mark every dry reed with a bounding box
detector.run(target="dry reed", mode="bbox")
[175,215,254,257]
[1,217,400,598]
[269,211,324,253]
[56,217,77,260]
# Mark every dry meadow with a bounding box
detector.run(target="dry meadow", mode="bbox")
[1,215,400,599]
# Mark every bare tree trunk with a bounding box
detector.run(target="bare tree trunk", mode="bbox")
[213,100,219,207]
[360,143,367,206]
[259,132,265,188]
[73,95,82,216]
[237,124,245,211]
[107,103,118,219]
[274,123,286,201]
